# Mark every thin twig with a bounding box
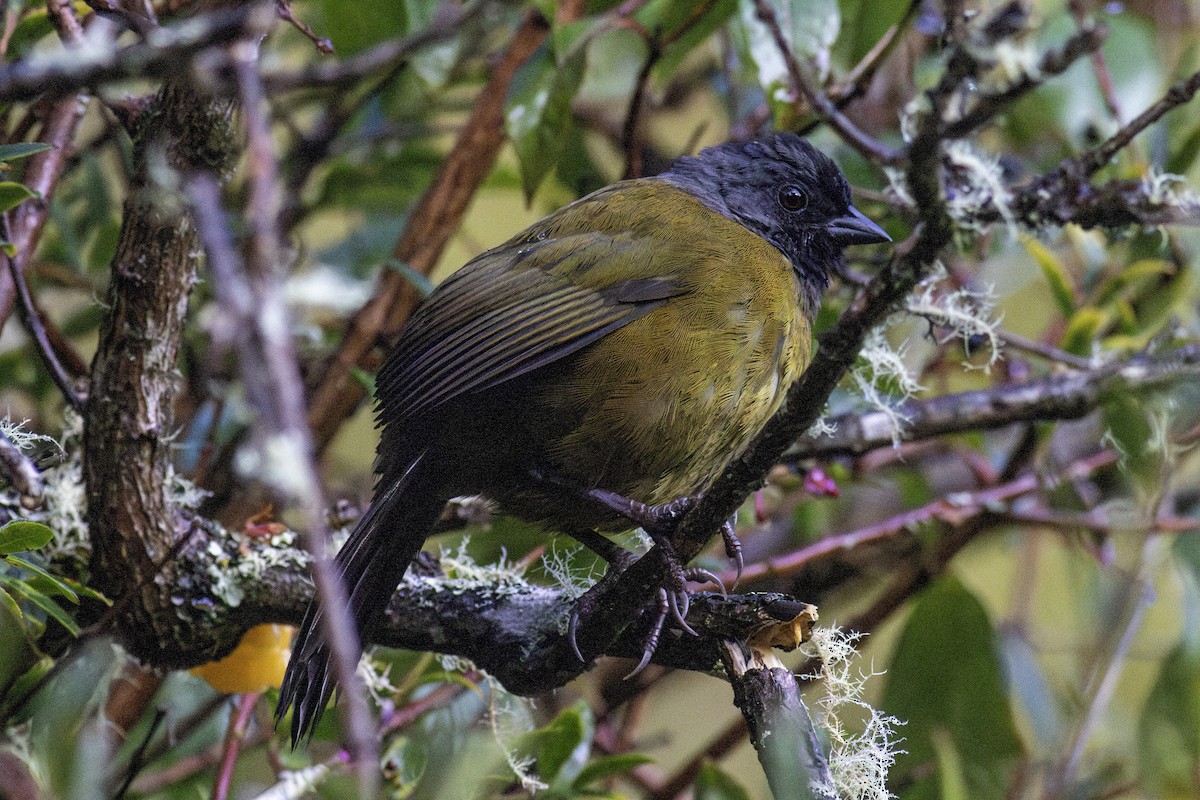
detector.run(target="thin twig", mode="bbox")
[727,450,1118,587]
[262,2,476,92]
[622,33,661,180]
[826,0,922,106]
[788,343,1200,460]
[1045,538,1162,798]
[112,708,167,800]
[377,672,480,737]
[303,10,550,454]
[941,22,1107,139]
[622,0,717,179]
[212,692,262,800]
[1,218,85,409]
[1069,68,1200,179]
[0,4,274,101]
[186,38,379,780]
[752,0,903,166]
[995,329,1091,370]
[1068,0,1121,123]
[0,93,89,328]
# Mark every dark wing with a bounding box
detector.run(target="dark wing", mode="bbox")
[375,233,686,425]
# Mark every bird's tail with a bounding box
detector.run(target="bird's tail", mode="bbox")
[276,452,445,745]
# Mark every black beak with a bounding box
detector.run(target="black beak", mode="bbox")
[828,205,890,246]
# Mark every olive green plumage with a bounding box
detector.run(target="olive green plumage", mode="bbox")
[278,132,889,744]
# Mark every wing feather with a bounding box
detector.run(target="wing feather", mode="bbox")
[376,235,686,423]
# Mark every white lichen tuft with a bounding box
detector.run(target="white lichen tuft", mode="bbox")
[1144,168,1200,215]
[802,627,904,800]
[0,419,59,454]
[434,537,528,588]
[357,650,400,707]
[2,414,89,564]
[905,266,1003,371]
[977,39,1041,93]
[486,677,547,793]
[249,765,331,800]
[850,327,923,446]
[202,525,306,612]
[944,141,1014,234]
[539,543,603,601]
[165,462,212,511]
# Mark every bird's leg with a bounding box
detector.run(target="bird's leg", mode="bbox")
[582,488,739,584]
[583,488,697,532]
[579,488,707,636]
[533,472,732,666]
[566,528,636,571]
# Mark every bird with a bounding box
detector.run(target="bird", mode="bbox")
[276,131,890,744]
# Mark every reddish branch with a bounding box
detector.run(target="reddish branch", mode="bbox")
[304,10,553,452]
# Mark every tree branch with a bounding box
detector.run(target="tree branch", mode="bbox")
[788,343,1200,459]
[82,76,240,666]
[0,4,274,102]
[303,9,551,453]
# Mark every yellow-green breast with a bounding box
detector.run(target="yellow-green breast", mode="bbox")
[497,184,811,528]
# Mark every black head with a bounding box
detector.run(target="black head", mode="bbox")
[661,132,889,314]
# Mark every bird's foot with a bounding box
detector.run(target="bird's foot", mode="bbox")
[582,487,742,585]
[582,487,697,537]
[567,528,636,571]
[566,549,727,677]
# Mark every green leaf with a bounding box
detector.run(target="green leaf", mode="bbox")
[635,0,737,81]
[573,752,654,789]
[998,627,1062,756]
[0,588,40,698]
[1104,262,1194,350]
[1173,531,1200,598]
[504,42,589,202]
[1100,393,1159,491]
[1139,641,1200,796]
[1061,306,1110,355]
[7,13,55,58]
[1094,258,1174,307]
[522,700,594,788]
[381,735,427,798]
[883,577,1022,800]
[384,258,436,299]
[732,0,840,110]
[58,577,111,606]
[315,0,407,56]
[694,761,753,800]
[1167,116,1200,173]
[404,0,464,88]
[931,728,969,800]
[0,585,22,622]
[0,521,55,554]
[0,142,51,162]
[1021,235,1076,319]
[0,577,80,636]
[0,655,53,721]
[0,181,37,213]
[5,555,78,603]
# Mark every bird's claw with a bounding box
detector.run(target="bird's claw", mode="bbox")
[624,588,669,680]
[567,607,584,662]
[720,519,743,588]
[683,566,727,597]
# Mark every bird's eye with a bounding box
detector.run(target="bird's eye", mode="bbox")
[778,185,808,212]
